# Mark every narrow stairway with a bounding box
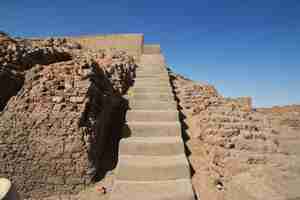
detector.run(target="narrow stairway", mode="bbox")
[109,54,195,200]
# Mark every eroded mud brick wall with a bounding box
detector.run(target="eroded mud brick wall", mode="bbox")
[0,60,136,198]
[0,62,91,198]
[0,34,136,198]
[69,34,144,59]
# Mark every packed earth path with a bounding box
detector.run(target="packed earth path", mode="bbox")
[109,53,196,200]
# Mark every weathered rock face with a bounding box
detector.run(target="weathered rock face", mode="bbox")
[0,36,80,111]
[0,37,76,71]
[170,72,298,200]
[0,35,136,199]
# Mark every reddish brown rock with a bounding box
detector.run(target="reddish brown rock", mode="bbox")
[0,35,136,199]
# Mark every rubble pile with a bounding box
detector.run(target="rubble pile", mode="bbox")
[0,34,81,111]
[30,37,82,50]
[0,34,136,199]
[0,37,77,71]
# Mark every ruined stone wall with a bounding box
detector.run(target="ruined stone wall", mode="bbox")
[68,34,144,59]
[30,34,144,59]
[0,37,136,198]
[0,37,77,111]
[170,72,280,199]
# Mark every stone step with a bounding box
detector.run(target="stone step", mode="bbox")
[136,70,168,75]
[116,155,191,181]
[136,71,168,76]
[130,92,174,102]
[123,121,181,138]
[137,65,166,69]
[110,179,195,200]
[138,62,165,67]
[136,66,167,71]
[137,74,170,79]
[136,70,167,74]
[119,137,185,156]
[140,54,165,62]
[139,62,166,65]
[129,100,177,110]
[132,86,173,94]
[134,81,171,88]
[134,77,170,82]
[126,110,178,122]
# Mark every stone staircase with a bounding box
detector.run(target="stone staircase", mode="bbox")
[109,54,195,200]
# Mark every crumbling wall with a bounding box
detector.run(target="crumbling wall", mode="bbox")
[67,34,144,59]
[0,37,77,111]
[170,72,281,200]
[0,35,136,198]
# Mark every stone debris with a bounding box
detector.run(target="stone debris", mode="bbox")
[0,36,76,71]
[0,34,81,111]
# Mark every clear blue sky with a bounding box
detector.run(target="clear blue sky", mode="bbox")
[1,0,300,107]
